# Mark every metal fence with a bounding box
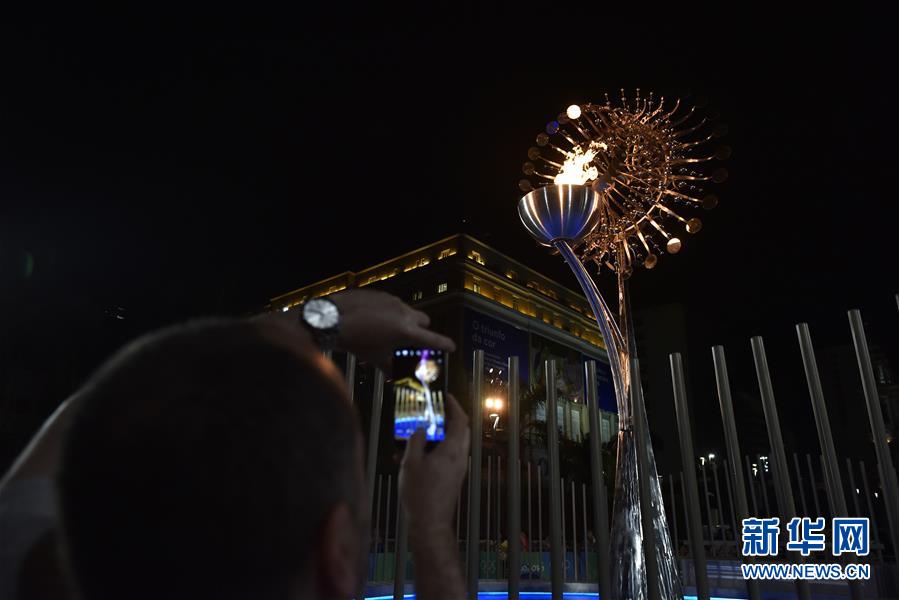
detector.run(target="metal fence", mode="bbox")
[336,307,898,600]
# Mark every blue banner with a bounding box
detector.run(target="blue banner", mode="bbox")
[586,356,617,413]
[463,308,530,384]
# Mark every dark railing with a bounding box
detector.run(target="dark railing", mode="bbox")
[335,305,898,599]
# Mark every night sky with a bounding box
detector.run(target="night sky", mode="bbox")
[1,11,896,469]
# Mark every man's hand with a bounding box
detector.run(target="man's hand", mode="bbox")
[398,394,469,600]
[399,392,470,537]
[330,290,455,372]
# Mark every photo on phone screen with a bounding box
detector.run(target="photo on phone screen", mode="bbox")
[393,348,446,442]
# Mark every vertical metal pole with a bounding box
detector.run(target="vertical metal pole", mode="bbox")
[561,478,567,573]
[745,456,759,516]
[357,369,385,600]
[498,455,503,564]
[581,483,588,583]
[545,360,564,600]
[466,457,471,574]
[859,461,883,558]
[806,454,822,517]
[758,458,772,517]
[701,462,713,538]
[820,455,836,517]
[670,353,710,600]
[848,309,899,558]
[797,323,848,523]
[793,453,809,517]
[538,466,543,556]
[367,369,386,517]
[584,360,611,599]
[710,464,727,541]
[751,336,811,600]
[846,459,862,517]
[836,461,871,600]
[571,479,578,581]
[384,474,392,582]
[527,462,533,553]
[345,353,357,403]
[722,461,739,546]
[669,476,679,551]
[679,471,689,551]
[507,356,521,600]
[487,454,492,570]
[393,502,408,600]
[467,350,485,599]
[712,344,756,547]
[374,474,383,581]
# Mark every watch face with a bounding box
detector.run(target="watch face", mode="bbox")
[304,299,339,330]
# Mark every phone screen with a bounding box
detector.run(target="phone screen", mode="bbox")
[393,348,447,442]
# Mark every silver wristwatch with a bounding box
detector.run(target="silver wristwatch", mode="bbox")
[300,297,341,351]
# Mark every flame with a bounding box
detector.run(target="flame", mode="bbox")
[553,141,608,185]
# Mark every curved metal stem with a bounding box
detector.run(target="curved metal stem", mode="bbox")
[553,239,680,600]
[554,241,630,422]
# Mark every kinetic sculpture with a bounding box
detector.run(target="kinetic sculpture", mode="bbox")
[517,90,728,599]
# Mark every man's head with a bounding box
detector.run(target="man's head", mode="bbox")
[57,318,366,600]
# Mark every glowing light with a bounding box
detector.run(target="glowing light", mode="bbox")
[708,453,716,460]
[281,306,289,312]
[553,141,609,185]
[485,398,495,409]
[566,104,582,119]
[554,147,598,185]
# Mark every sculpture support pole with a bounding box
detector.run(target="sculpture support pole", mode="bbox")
[554,240,679,599]
[519,190,678,599]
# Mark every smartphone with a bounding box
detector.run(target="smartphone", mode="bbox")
[393,348,448,446]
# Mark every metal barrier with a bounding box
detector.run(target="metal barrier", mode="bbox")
[330,304,898,599]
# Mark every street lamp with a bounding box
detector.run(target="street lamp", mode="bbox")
[485,397,504,431]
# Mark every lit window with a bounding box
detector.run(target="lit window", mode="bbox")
[472,283,480,294]
[438,283,448,293]
[412,291,423,301]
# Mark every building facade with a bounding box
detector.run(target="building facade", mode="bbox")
[269,234,619,446]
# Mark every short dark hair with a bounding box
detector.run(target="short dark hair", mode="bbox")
[57,319,361,600]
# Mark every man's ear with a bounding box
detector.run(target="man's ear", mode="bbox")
[318,502,361,598]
